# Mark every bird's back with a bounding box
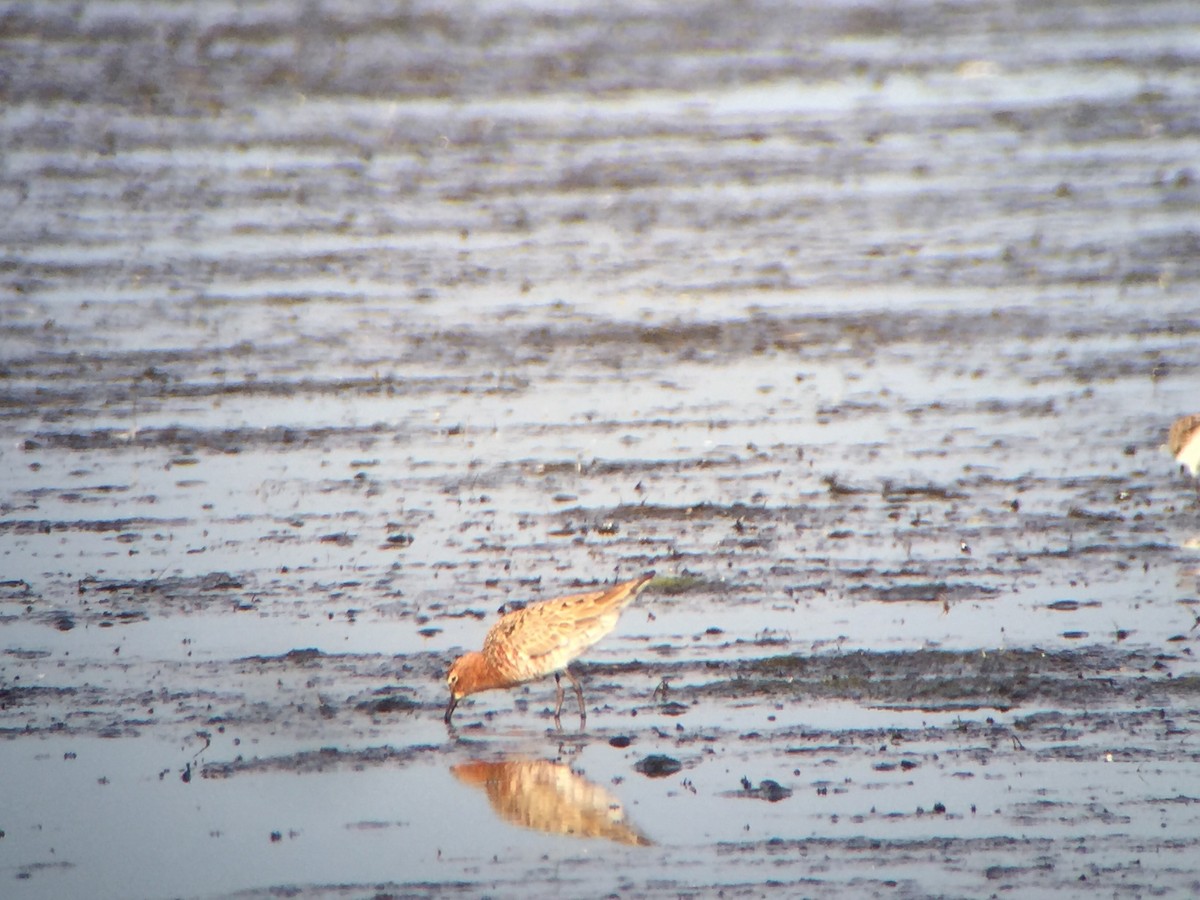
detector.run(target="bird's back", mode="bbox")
[483,573,654,683]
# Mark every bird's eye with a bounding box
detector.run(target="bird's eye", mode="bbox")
[447,673,457,687]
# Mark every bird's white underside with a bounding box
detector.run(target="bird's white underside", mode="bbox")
[1178,427,1200,477]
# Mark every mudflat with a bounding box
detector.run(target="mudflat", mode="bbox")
[2,2,1199,897]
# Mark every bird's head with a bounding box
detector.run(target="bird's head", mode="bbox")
[444,651,494,724]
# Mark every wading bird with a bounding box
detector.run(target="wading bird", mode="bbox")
[1168,414,1200,485]
[445,573,655,729]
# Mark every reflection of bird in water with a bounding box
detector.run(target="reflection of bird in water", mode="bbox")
[445,573,655,728]
[1168,415,1200,483]
[451,758,652,846]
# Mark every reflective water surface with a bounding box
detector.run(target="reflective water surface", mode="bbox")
[3,0,1200,897]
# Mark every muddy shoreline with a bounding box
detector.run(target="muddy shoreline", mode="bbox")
[4,0,1200,897]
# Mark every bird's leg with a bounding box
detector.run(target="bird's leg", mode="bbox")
[565,667,587,729]
[553,672,565,730]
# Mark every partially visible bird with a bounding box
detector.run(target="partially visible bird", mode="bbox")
[1168,414,1200,481]
[444,572,655,729]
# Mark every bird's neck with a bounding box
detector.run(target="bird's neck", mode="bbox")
[458,652,508,696]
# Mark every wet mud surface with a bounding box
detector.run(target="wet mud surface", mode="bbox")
[3,1,1200,898]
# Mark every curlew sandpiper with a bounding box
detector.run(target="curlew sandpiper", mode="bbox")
[445,572,655,729]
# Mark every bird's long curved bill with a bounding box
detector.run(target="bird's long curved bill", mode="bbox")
[444,695,458,724]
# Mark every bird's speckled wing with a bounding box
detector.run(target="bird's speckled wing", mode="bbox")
[482,575,652,682]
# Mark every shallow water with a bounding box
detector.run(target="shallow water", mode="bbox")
[3,0,1200,897]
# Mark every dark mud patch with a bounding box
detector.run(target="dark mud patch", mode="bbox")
[715,833,1200,894]
[850,581,1000,603]
[23,423,400,453]
[239,647,326,667]
[354,691,423,717]
[634,754,683,778]
[0,684,77,711]
[0,517,191,536]
[12,572,251,625]
[721,778,793,802]
[684,646,1196,710]
[201,743,440,780]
